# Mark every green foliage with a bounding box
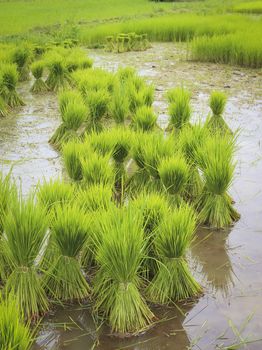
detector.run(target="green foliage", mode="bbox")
[58,88,83,115]
[2,195,49,318]
[81,152,114,186]
[168,87,191,131]
[132,106,157,132]
[44,203,91,302]
[196,135,240,228]
[0,64,25,107]
[85,89,110,132]
[148,204,201,303]
[30,60,48,93]
[12,45,31,81]
[207,91,232,134]
[0,171,16,234]
[63,141,86,181]
[93,206,154,335]
[45,52,72,91]
[37,178,75,212]
[109,83,129,124]
[233,1,262,14]
[158,155,189,203]
[76,184,113,212]
[61,99,87,130]
[0,293,33,350]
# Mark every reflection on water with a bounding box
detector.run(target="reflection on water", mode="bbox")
[192,228,234,298]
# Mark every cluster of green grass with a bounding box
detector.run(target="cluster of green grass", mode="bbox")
[105,32,151,53]
[232,1,262,13]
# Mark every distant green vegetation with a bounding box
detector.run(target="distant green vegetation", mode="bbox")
[233,1,262,13]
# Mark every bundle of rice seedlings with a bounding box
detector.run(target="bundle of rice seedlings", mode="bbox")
[147,204,201,304]
[88,131,113,156]
[0,64,25,107]
[81,152,114,187]
[116,67,136,83]
[2,195,49,319]
[37,179,75,212]
[178,124,206,200]
[207,91,232,134]
[43,204,91,302]
[85,89,110,132]
[132,105,157,132]
[0,74,10,117]
[62,99,87,131]
[45,53,71,92]
[65,51,93,72]
[109,83,129,124]
[132,192,170,277]
[196,134,240,228]
[12,46,31,82]
[63,141,86,181]
[128,83,154,113]
[49,93,86,149]
[167,87,191,131]
[143,133,174,180]
[93,206,154,335]
[30,61,48,93]
[76,184,113,212]
[0,293,33,350]
[158,155,189,206]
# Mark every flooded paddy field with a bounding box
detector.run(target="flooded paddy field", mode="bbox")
[1,43,262,349]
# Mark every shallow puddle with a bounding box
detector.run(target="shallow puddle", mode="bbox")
[1,43,262,349]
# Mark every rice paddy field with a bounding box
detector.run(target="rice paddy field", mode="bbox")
[0,0,262,349]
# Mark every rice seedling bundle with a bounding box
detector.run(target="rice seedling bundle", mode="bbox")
[49,91,86,148]
[207,91,232,134]
[37,179,75,212]
[128,79,154,113]
[63,141,87,181]
[65,50,93,72]
[81,152,115,187]
[178,124,206,199]
[30,61,49,93]
[45,52,72,92]
[0,64,25,107]
[85,89,110,132]
[109,82,129,124]
[93,207,154,335]
[147,204,201,304]
[0,293,33,350]
[158,155,189,206]
[43,204,91,302]
[143,132,174,180]
[12,45,31,82]
[167,87,191,131]
[0,75,10,117]
[132,105,157,132]
[76,184,113,212]
[196,134,240,228]
[2,195,49,318]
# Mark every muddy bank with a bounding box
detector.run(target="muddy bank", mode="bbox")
[1,43,262,349]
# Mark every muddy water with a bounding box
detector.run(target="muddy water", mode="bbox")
[1,43,262,349]
[0,80,62,193]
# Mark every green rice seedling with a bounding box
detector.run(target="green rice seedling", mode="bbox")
[105,36,115,51]
[65,50,93,72]
[233,1,262,14]
[62,99,87,131]
[116,67,136,84]
[49,124,78,150]
[109,83,129,124]
[167,87,191,131]
[81,152,114,187]
[147,204,201,304]
[85,89,110,132]
[93,206,154,335]
[45,52,71,92]
[132,105,157,132]
[178,124,207,200]
[12,45,31,82]
[30,61,49,93]
[0,95,9,118]
[58,88,84,116]
[88,131,113,156]
[196,134,240,229]
[43,203,91,302]
[0,64,25,107]
[37,178,75,212]
[2,195,49,319]
[158,155,189,206]
[132,192,170,277]
[76,184,113,212]
[0,171,16,234]
[0,293,33,350]
[143,133,174,180]
[206,91,232,134]
[63,141,87,181]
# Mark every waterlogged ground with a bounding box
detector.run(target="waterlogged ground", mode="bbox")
[1,43,262,349]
